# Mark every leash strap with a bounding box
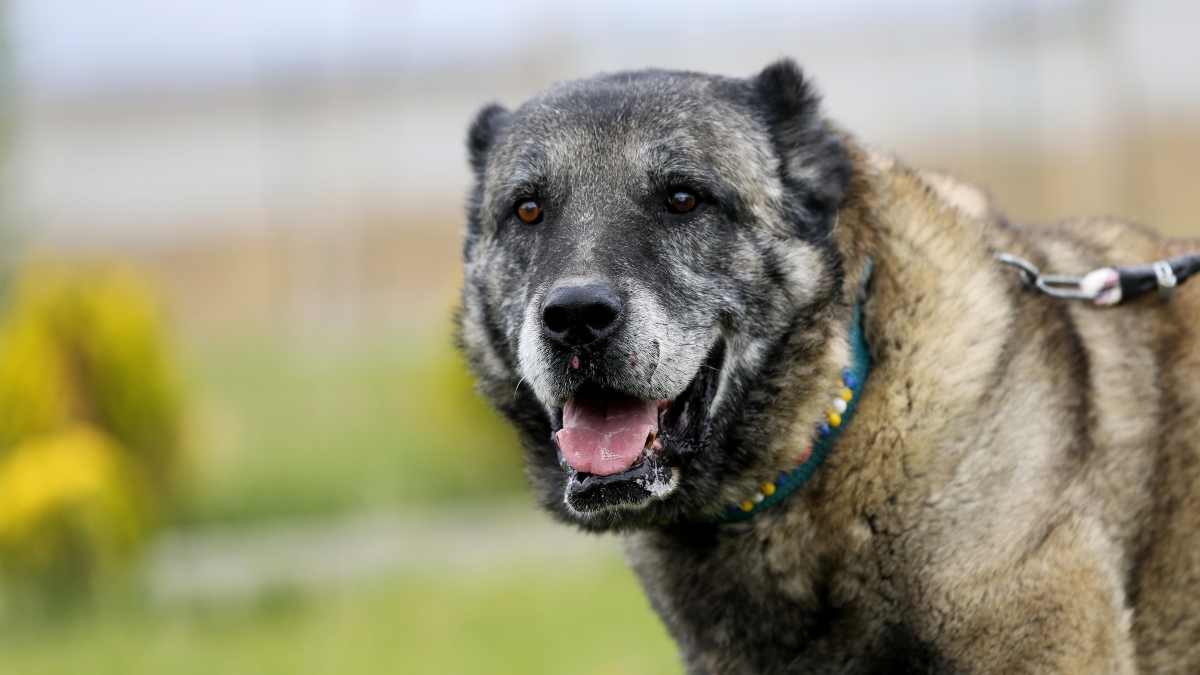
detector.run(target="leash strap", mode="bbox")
[996,251,1200,307]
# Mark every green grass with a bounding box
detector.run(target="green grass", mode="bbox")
[0,558,681,675]
[0,329,683,674]
[175,331,527,524]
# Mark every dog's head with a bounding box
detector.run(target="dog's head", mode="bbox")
[459,60,854,530]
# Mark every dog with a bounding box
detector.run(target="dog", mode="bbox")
[457,59,1200,673]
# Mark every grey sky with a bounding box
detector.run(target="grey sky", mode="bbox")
[11,0,1200,246]
[11,0,1064,94]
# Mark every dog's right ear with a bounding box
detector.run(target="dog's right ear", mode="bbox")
[468,104,511,177]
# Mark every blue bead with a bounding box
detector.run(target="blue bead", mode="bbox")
[819,422,831,437]
[727,504,740,514]
[775,472,789,487]
[843,372,858,390]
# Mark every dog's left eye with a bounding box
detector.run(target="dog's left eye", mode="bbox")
[516,200,543,224]
[667,191,697,214]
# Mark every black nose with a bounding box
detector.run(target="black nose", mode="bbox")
[541,282,624,348]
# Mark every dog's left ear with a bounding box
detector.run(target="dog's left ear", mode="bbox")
[753,59,852,232]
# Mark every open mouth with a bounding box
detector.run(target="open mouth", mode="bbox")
[552,343,723,513]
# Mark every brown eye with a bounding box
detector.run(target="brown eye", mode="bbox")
[667,191,697,214]
[516,200,542,224]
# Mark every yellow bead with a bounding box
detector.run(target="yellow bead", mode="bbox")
[839,387,853,402]
[762,483,776,496]
[741,500,755,512]
[828,412,842,428]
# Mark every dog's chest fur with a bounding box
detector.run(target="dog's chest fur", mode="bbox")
[628,512,943,674]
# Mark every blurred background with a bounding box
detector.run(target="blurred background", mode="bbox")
[0,0,1197,672]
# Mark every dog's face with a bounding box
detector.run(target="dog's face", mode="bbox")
[460,61,853,530]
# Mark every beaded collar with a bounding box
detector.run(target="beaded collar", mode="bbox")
[706,302,871,525]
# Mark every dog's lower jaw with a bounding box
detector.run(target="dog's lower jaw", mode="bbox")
[562,454,678,514]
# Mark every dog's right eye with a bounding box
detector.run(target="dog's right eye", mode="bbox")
[516,200,543,224]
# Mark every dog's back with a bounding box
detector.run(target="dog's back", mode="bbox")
[1006,209,1200,674]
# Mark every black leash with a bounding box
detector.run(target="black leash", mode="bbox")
[996,251,1200,307]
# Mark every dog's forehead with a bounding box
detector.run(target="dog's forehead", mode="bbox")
[489,73,778,194]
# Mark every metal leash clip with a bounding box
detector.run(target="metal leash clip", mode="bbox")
[997,249,1200,308]
[994,253,1104,301]
[1153,259,1176,304]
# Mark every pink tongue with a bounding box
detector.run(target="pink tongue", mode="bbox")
[556,393,661,476]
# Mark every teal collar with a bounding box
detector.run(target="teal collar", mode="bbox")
[703,303,871,525]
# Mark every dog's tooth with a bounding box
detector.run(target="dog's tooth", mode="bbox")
[644,431,657,450]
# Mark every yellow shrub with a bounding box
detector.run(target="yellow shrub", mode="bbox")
[0,256,182,596]
[0,310,73,450]
[0,257,182,492]
[0,425,149,586]
[72,264,183,490]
